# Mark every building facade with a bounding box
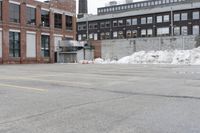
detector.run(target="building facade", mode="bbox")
[77,0,200,41]
[0,0,76,64]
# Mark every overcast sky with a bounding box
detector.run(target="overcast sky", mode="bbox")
[38,0,143,14]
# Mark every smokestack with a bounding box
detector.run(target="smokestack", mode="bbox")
[78,0,88,18]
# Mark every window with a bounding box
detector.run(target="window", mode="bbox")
[147,29,153,37]
[113,31,118,39]
[193,11,199,20]
[105,32,110,39]
[132,18,137,25]
[132,30,137,38]
[9,32,20,57]
[100,33,105,40]
[181,26,188,35]
[78,35,82,41]
[94,33,98,40]
[126,30,132,38]
[105,21,110,28]
[66,15,73,30]
[157,27,170,36]
[118,31,124,39]
[78,24,86,31]
[27,7,36,25]
[141,17,146,24]
[147,17,153,24]
[181,13,188,21]
[82,34,87,40]
[163,15,170,22]
[54,13,62,29]
[89,33,93,39]
[118,20,124,26]
[0,1,2,20]
[41,10,50,27]
[174,14,180,21]
[41,35,50,57]
[141,29,146,37]
[174,27,180,36]
[9,3,20,23]
[100,22,105,28]
[157,16,162,23]
[89,23,97,29]
[193,25,199,35]
[113,20,117,27]
[126,19,131,26]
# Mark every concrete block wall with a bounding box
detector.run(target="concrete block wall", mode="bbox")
[101,35,199,60]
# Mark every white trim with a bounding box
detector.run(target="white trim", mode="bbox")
[9,29,20,32]
[65,35,73,38]
[41,8,50,11]
[26,4,36,8]
[27,31,36,34]
[41,33,50,36]
[9,0,20,5]
[54,34,63,37]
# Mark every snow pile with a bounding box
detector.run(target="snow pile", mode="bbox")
[93,47,200,65]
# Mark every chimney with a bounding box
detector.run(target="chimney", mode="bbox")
[78,0,88,18]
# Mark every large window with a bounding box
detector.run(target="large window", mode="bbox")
[118,20,124,26]
[41,10,50,27]
[174,14,180,21]
[181,13,188,21]
[147,17,153,24]
[157,16,162,23]
[126,19,131,26]
[54,13,62,29]
[174,27,180,36]
[193,25,199,35]
[157,27,169,36]
[141,29,146,37]
[27,7,36,25]
[181,26,188,35]
[141,17,146,24]
[66,15,73,30]
[163,15,170,22]
[132,18,137,25]
[193,11,199,20]
[147,29,153,37]
[9,32,20,57]
[9,3,20,23]
[41,35,50,57]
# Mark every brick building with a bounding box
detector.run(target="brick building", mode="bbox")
[0,0,76,64]
[77,0,200,58]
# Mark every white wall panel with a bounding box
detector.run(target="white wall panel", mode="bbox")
[54,36,62,51]
[26,33,36,58]
[0,31,2,58]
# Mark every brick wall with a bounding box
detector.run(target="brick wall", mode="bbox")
[0,0,76,64]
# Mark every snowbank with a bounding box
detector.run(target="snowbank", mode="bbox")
[91,47,200,65]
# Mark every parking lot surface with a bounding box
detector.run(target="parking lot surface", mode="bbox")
[0,64,200,133]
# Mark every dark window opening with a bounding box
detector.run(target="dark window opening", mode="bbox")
[9,32,20,57]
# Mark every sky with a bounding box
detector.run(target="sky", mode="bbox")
[38,0,143,14]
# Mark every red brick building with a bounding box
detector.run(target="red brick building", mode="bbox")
[0,0,76,64]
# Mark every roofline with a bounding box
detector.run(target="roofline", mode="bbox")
[78,1,200,22]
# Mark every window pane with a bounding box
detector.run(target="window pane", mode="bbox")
[141,17,146,24]
[41,10,50,27]
[181,26,188,35]
[181,13,188,21]
[54,13,62,29]
[147,17,153,24]
[193,25,199,35]
[27,7,36,25]
[9,3,20,23]
[163,15,169,22]
[9,32,20,57]
[157,16,162,23]
[193,11,199,20]
[174,14,180,21]
[174,27,180,36]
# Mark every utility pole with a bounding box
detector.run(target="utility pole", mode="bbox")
[171,7,174,36]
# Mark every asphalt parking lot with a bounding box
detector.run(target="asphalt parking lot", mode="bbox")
[0,64,200,133]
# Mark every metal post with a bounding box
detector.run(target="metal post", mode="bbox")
[171,7,174,36]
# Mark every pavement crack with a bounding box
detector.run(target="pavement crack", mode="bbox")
[0,96,128,126]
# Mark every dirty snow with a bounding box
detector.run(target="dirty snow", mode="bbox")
[91,47,200,65]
